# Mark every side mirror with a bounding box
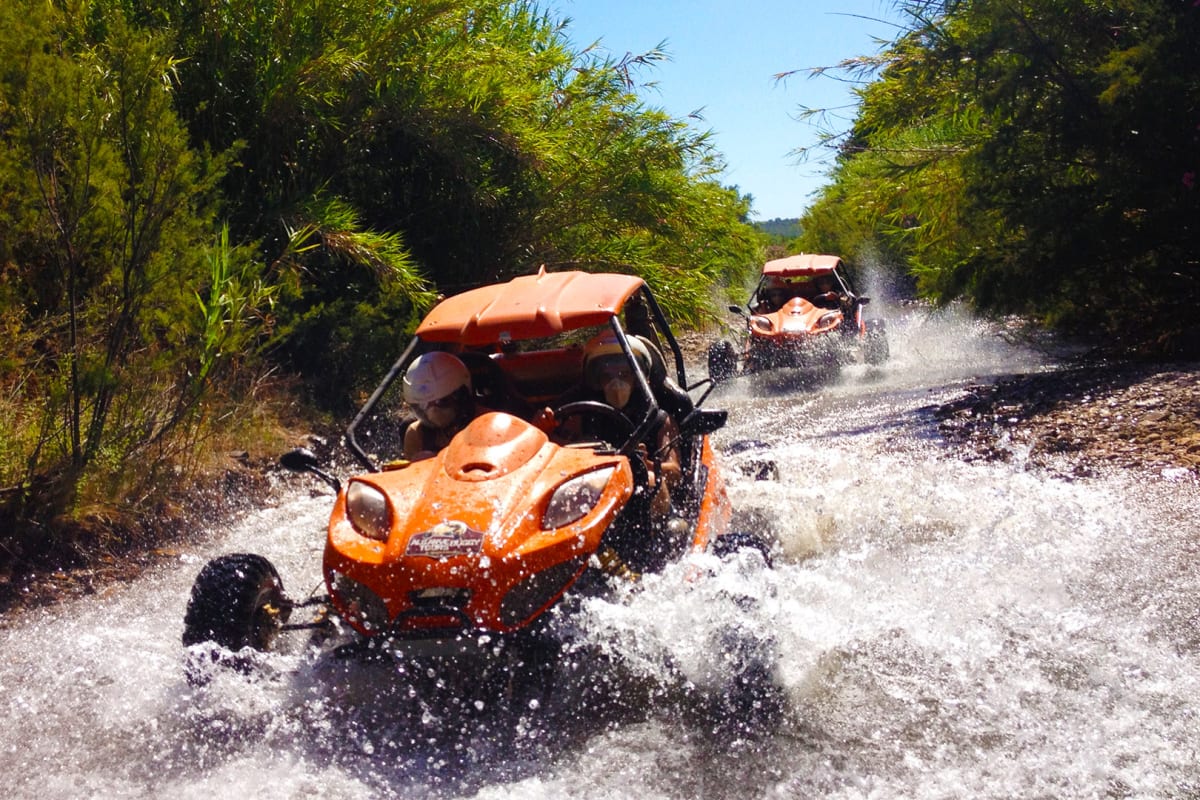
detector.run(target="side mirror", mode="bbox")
[679,407,728,436]
[280,447,320,472]
[857,296,871,306]
[727,304,748,318]
[279,447,341,494]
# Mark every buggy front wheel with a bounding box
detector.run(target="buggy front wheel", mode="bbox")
[712,531,774,567]
[182,553,291,652]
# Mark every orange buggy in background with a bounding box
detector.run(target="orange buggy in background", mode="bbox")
[182,269,770,679]
[708,253,888,381]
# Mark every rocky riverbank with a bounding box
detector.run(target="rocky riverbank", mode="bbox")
[930,361,1200,480]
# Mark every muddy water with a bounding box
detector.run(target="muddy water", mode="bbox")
[1,306,1198,799]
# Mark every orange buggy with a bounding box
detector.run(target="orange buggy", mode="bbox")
[708,253,888,381]
[182,270,769,675]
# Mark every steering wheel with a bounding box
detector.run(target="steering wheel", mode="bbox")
[551,400,634,448]
[813,291,842,309]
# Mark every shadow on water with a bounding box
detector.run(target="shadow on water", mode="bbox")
[160,647,626,794]
[153,616,789,798]
[711,364,853,399]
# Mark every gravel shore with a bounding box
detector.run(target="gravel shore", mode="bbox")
[930,361,1200,480]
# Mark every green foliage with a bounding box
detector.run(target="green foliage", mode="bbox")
[755,218,802,242]
[0,0,762,563]
[0,0,225,528]
[124,0,760,392]
[196,225,278,387]
[799,0,1200,353]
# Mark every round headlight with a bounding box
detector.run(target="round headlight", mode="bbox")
[345,480,391,541]
[750,315,773,333]
[817,311,842,329]
[542,467,615,529]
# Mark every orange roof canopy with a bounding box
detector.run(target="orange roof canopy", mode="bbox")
[416,270,645,346]
[762,253,842,277]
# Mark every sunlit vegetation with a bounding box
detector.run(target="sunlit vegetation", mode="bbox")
[795,0,1200,353]
[0,0,761,572]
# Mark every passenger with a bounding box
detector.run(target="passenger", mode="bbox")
[753,278,793,312]
[767,287,792,309]
[624,294,657,341]
[401,351,489,461]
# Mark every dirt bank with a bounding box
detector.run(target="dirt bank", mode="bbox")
[930,361,1200,480]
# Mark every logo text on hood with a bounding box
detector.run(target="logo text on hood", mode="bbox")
[405,520,486,558]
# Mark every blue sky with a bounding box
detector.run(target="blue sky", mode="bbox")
[553,0,904,221]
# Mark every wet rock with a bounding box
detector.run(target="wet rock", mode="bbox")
[931,361,1200,480]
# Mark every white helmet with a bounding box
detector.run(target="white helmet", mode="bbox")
[402,352,471,428]
[584,331,651,385]
[583,330,651,409]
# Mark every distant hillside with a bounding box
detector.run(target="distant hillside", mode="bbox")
[754,217,801,240]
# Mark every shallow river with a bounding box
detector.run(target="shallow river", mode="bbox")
[2,307,1198,799]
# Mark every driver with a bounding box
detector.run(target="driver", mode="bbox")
[401,351,488,461]
[577,331,681,517]
[813,273,849,309]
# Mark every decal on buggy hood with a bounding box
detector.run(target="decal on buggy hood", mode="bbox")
[405,520,486,558]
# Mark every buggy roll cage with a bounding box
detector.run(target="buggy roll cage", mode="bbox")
[344,282,708,474]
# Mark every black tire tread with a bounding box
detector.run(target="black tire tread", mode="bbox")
[182,553,288,651]
[712,530,774,568]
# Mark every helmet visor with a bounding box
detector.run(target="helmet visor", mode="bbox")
[585,355,634,390]
[411,387,469,429]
